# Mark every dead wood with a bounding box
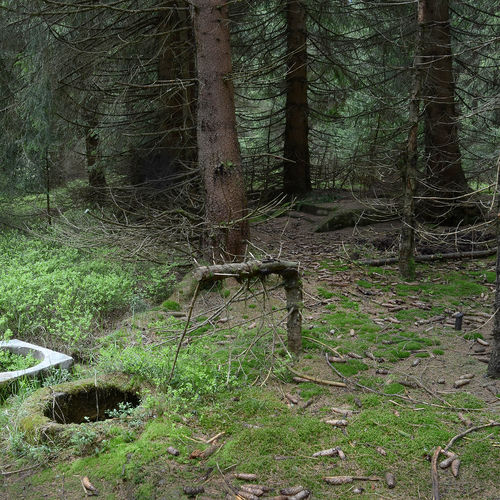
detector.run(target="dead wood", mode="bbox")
[384,472,396,489]
[194,260,303,354]
[312,447,339,457]
[234,473,258,481]
[236,490,260,500]
[81,476,99,496]
[284,363,347,388]
[280,486,304,496]
[183,486,205,497]
[443,422,500,452]
[439,454,457,469]
[359,248,497,267]
[0,463,40,476]
[324,419,348,426]
[324,476,380,485]
[288,490,310,500]
[194,260,299,283]
[431,447,441,500]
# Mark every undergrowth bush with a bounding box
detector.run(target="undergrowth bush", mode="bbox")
[98,343,236,401]
[0,231,176,345]
[0,350,37,372]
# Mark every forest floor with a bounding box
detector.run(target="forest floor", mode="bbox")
[1,196,499,500]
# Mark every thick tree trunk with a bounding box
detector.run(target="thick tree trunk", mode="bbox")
[399,1,425,280]
[283,0,311,195]
[488,155,500,378]
[157,1,196,167]
[420,0,469,218]
[193,0,249,261]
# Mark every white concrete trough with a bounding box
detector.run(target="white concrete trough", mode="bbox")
[0,339,73,387]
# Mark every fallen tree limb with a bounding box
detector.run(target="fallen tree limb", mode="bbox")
[284,363,347,388]
[443,422,499,452]
[0,463,40,476]
[194,260,299,283]
[359,248,497,267]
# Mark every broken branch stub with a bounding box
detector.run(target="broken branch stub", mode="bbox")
[194,260,303,354]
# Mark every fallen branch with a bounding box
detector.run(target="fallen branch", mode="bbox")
[359,248,497,267]
[0,463,40,476]
[284,363,347,388]
[443,422,499,452]
[167,282,200,384]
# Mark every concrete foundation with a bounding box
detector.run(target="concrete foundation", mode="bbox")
[0,339,73,386]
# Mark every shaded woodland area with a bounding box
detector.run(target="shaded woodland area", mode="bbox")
[0,1,499,499]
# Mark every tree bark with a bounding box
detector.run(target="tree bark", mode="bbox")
[84,117,106,191]
[420,0,469,218]
[399,1,425,280]
[193,0,249,261]
[283,0,311,195]
[157,1,196,166]
[488,155,500,378]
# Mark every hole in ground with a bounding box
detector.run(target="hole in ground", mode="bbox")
[45,386,140,424]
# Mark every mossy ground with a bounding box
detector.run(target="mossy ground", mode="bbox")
[1,228,499,499]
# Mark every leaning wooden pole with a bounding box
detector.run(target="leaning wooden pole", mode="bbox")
[194,260,303,354]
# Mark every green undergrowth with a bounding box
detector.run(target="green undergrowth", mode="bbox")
[0,349,37,372]
[97,317,283,399]
[0,230,177,347]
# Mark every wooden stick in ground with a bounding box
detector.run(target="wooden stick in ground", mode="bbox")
[431,446,441,500]
[167,282,200,384]
[283,268,303,354]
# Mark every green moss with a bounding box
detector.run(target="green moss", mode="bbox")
[384,382,405,394]
[414,352,430,358]
[299,383,329,399]
[394,307,444,322]
[161,300,181,312]
[317,287,334,299]
[320,259,349,272]
[464,332,483,340]
[334,359,369,377]
[395,273,487,300]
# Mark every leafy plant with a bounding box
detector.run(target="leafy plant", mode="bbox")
[0,350,37,372]
[0,231,177,345]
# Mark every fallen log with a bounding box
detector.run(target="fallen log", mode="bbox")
[359,248,497,267]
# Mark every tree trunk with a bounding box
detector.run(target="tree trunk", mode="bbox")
[488,155,500,378]
[193,0,249,261]
[157,1,196,167]
[399,1,425,280]
[85,118,106,191]
[420,0,469,219]
[283,0,311,195]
